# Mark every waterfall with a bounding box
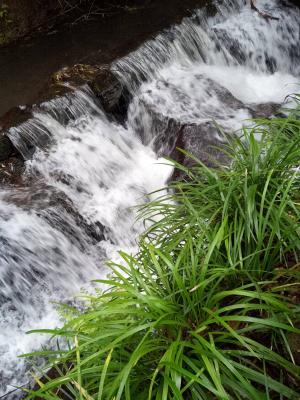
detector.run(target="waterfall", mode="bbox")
[0,0,299,396]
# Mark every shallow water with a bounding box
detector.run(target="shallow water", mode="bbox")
[0,0,299,396]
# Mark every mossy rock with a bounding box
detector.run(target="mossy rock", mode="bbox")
[51,64,103,85]
[50,64,129,118]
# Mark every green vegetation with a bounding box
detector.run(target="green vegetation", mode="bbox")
[24,101,300,399]
[0,4,12,45]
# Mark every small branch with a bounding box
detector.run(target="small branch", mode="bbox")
[250,0,279,21]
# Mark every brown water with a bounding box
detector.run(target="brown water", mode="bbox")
[0,0,203,116]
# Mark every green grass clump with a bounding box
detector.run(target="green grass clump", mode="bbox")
[24,104,300,399]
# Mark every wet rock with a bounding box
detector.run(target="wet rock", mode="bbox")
[0,156,25,185]
[50,64,127,115]
[51,63,102,85]
[214,28,248,64]
[133,75,246,159]
[5,184,106,246]
[0,135,14,161]
[90,68,130,120]
[0,105,32,163]
[0,64,129,183]
[0,105,32,132]
[40,64,129,120]
[133,99,182,154]
[249,102,281,119]
[35,80,74,106]
[135,74,282,180]
[167,97,280,179]
[48,191,106,245]
[0,107,30,182]
[136,105,231,181]
[170,122,229,178]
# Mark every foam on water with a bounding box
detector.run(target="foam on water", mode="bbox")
[177,64,299,105]
[127,63,298,148]
[27,108,171,246]
[1,0,300,396]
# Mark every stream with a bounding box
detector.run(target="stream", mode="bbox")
[0,0,299,397]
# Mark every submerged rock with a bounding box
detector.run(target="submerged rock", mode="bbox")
[131,73,282,179]
[5,184,106,247]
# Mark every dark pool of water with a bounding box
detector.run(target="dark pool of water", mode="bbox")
[0,0,204,117]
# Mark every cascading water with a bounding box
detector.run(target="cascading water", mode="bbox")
[0,90,172,396]
[115,0,300,152]
[0,0,299,396]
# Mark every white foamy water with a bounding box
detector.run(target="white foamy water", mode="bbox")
[1,0,300,396]
[0,91,172,396]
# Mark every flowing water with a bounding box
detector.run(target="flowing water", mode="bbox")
[0,0,299,396]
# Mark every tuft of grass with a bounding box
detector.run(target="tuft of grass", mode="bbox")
[140,104,300,280]
[23,101,300,399]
